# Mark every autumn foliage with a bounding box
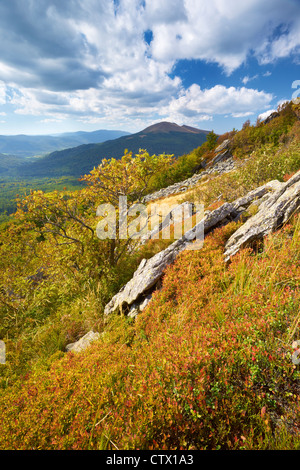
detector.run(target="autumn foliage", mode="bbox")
[0,102,299,450]
[0,215,299,450]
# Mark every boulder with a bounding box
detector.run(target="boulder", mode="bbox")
[224,171,300,260]
[211,139,232,166]
[128,294,153,318]
[211,149,232,166]
[214,139,231,154]
[104,238,186,316]
[104,178,283,316]
[65,330,101,353]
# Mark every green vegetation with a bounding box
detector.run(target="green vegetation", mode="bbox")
[0,102,299,450]
[0,177,84,224]
[150,101,300,194]
[0,127,209,180]
[0,125,209,220]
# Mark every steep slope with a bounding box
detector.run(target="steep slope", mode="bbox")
[0,102,299,451]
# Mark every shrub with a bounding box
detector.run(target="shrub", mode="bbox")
[0,216,299,450]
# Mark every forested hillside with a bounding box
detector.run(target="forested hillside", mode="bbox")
[0,101,299,450]
[0,122,210,222]
[11,123,209,178]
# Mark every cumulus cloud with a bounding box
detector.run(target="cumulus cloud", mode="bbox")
[256,18,300,64]
[162,84,273,121]
[242,75,258,85]
[146,0,300,73]
[0,0,182,126]
[0,81,6,105]
[258,109,277,121]
[0,0,298,129]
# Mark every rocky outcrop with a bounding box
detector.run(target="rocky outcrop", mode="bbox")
[224,171,300,260]
[104,238,187,316]
[143,157,235,203]
[68,169,300,358]
[104,175,296,317]
[211,149,232,166]
[211,139,232,166]
[65,331,101,353]
[214,139,231,154]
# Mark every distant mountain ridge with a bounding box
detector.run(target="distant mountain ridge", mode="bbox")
[0,121,211,179]
[0,129,131,158]
[141,122,209,134]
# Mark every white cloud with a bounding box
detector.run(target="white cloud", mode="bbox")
[146,0,300,73]
[162,84,273,121]
[256,20,300,64]
[0,81,7,105]
[242,76,250,85]
[231,112,254,118]
[0,0,298,131]
[258,109,276,121]
[4,80,274,132]
[242,75,258,85]
[145,0,187,24]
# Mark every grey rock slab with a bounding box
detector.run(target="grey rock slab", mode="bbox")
[231,180,283,211]
[104,173,295,317]
[211,149,232,165]
[65,330,101,353]
[104,199,248,316]
[104,240,185,316]
[105,178,286,316]
[224,170,300,261]
[139,201,196,246]
[214,139,231,153]
[128,294,153,318]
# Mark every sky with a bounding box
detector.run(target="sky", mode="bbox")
[0,0,300,136]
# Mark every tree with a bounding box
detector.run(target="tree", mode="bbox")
[81,149,174,265]
[14,189,94,256]
[242,119,251,129]
[14,149,174,267]
[206,131,218,150]
[81,149,173,204]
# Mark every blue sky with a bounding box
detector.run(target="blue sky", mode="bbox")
[0,0,299,136]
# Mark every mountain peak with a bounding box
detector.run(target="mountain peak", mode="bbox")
[141,121,208,134]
